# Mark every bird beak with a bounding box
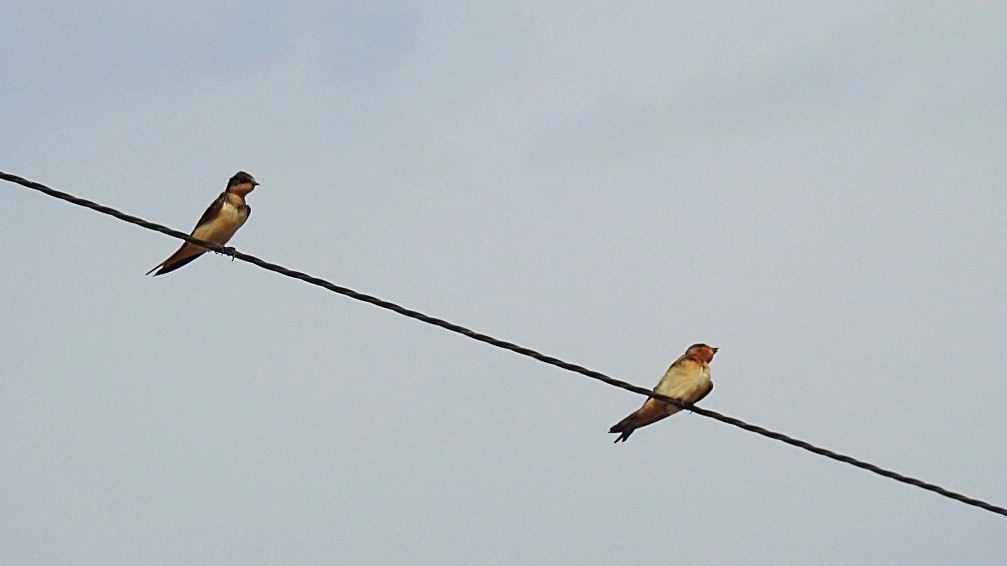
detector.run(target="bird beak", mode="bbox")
[712,347,719,353]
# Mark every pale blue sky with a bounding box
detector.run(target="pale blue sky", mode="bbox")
[2,2,1006,564]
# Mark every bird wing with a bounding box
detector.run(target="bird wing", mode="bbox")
[191,193,226,232]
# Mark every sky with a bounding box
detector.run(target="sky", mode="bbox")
[2,2,1006,564]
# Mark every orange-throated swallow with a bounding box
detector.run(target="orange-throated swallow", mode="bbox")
[609,343,717,443]
[146,171,259,276]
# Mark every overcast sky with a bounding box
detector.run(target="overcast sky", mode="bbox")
[2,2,1006,564]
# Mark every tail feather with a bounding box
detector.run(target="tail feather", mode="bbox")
[146,244,207,276]
[608,399,677,443]
[609,413,641,443]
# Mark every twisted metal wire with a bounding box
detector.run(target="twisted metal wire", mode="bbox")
[3,169,1004,518]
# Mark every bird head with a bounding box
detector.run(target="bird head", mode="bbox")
[685,343,719,363]
[227,171,259,195]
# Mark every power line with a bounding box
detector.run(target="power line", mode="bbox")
[3,168,1005,519]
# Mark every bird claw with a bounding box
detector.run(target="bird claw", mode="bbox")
[219,246,237,261]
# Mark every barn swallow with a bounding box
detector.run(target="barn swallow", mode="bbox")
[609,343,717,443]
[146,171,258,276]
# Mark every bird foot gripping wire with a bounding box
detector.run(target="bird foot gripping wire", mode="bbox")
[219,246,237,261]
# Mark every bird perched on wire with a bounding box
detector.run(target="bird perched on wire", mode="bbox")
[146,171,259,276]
[609,343,718,443]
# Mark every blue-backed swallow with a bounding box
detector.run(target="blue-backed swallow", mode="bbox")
[146,171,258,276]
[609,343,717,442]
